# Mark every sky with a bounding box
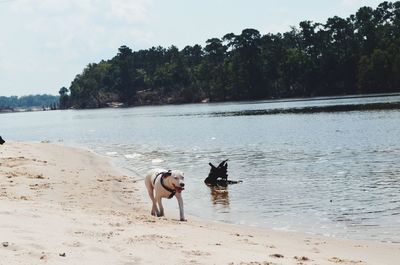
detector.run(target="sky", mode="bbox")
[0,0,384,96]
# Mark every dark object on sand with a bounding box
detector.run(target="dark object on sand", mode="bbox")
[205,159,241,187]
[0,136,4,145]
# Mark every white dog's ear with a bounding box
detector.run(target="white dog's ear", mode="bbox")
[162,170,172,178]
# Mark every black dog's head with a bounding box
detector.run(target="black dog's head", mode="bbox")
[213,159,228,179]
[205,159,229,186]
[0,136,4,145]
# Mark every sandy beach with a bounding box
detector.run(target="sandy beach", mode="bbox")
[0,141,399,265]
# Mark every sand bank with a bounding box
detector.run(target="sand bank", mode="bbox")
[0,142,399,265]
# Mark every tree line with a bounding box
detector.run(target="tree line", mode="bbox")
[60,1,400,109]
[0,94,59,111]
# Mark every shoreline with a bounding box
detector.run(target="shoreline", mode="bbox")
[2,92,400,115]
[1,141,399,264]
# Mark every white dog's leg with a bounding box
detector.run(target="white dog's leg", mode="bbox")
[175,193,186,221]
[157,197,164,217]
[147,188,159,216]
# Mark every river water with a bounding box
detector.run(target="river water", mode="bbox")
[2,95,400,242]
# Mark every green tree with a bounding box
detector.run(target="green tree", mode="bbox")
[111,45,137,103]
[69,62,114,108]
[224,29,265,99]
[358,48,391,93]
[199,38,228,101]
[58,87,70,109]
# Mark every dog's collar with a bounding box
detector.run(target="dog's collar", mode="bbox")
[154,171,176,199]
[160,176,176,199]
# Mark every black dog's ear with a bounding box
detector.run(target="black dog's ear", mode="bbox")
[209,163,216,169]
[217,159,228,168]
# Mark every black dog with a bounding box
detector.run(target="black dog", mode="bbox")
[0,136,4,145]
[205,159,241,187]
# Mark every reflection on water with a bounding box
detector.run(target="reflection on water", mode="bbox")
[209,186,230,208]
[2,95,400,242]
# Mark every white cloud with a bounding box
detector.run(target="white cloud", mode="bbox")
[0,0,155,95]
[340,0,382,8]
[341,0,362,7]
[6,0,154,52]
[109,0,153,23]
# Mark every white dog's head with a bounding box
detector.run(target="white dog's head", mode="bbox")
[163,170,185,193]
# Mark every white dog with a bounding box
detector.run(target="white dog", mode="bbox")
[145,169,186,221]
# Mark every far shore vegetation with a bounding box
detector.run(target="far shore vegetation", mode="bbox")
[0,95,58,112]
[2,1,400,112]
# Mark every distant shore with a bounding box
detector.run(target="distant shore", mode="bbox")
[2,92,400,115]
[0,107,56,114]
[1,141,399,264]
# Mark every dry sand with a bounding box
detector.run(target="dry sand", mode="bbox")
[0,141,399,265]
